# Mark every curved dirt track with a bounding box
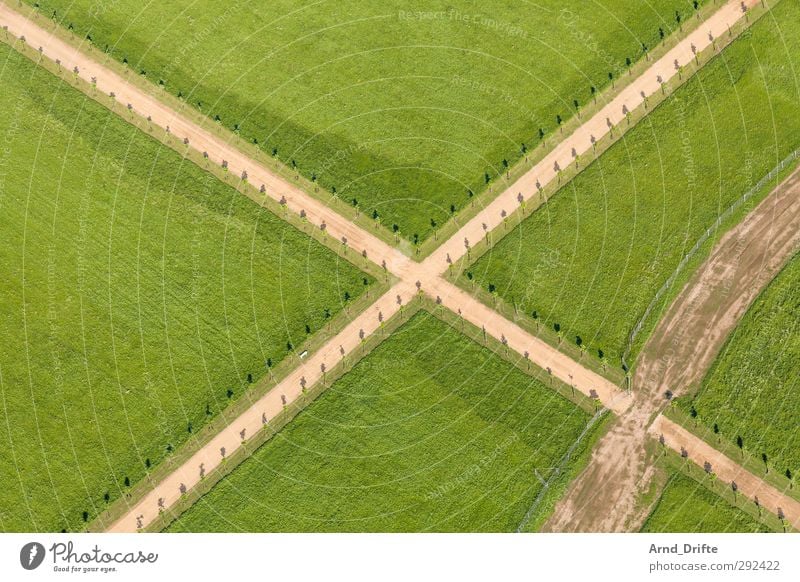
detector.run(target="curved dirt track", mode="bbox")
[544,166,800,532]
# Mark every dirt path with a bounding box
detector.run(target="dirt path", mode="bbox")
[652,416,800,530]
[543,166,800,532]
[424,0,761,272]
[0,0,757,532]
[429,280,629,414]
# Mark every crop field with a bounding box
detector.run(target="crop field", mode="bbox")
[641,471,770,533]
[467,0,800,365]
[167,311,605,532]
[27,0,706,242]
[676,254,800,483]
[0,43,372,532]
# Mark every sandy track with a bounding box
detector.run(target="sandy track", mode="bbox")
[424,0,760,272]
[429,280,630,414]
[0,0,756,532]
[651,416,800,530]
[543,166,800,532]
[106,280,416,532]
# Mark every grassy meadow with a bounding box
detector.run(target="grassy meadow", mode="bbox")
[27,0,707,242]
[167,311,605,532]
[676,254,800,484]
[641,471,771,533]
[467,0,800,366]
[0,42,371,532]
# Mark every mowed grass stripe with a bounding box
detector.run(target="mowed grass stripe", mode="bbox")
[467,0,800,365]
[677,254,800,482]
[167,312,604,532]
[0,42,371,532]
[28,0,708,241]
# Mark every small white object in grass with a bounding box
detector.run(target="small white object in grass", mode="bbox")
[299,350,308,359]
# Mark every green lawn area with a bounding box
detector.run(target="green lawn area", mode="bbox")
[0,43,371,532]
[466,0,800,366]
[167,311,604,532]
[676,254,800,482]
[641,471,770,533]
[28,0,706,242]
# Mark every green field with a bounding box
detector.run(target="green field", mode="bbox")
[0,43,372,532]
[466,0,800,366]
[641,471,770,533]
[676,254,800,482]
[167,311,604,532]
[28,0,706,242]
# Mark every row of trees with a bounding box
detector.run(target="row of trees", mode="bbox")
[471,283,614,369]
[688,406,796,488]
